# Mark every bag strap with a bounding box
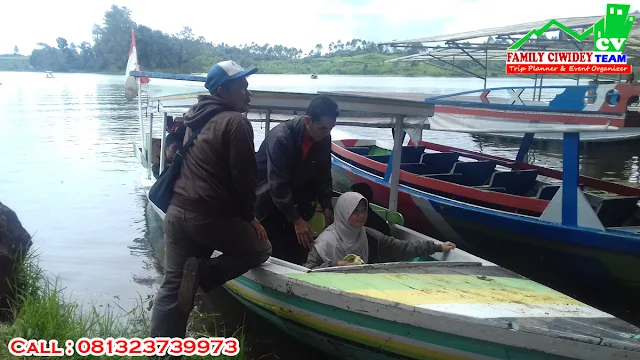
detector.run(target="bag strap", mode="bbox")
[175,119,209,160]
[181,126,203,155]
[175,109,231,159]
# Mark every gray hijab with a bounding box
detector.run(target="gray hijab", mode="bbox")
[313,192,369,264]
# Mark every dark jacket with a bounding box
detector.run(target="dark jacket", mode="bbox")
[255,116,333,223]
[170,95,257,222]
[303,227,443,269]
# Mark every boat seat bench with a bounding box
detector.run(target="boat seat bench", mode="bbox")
[346,146,370,156]
[362,146,427,164]
[535,184,586,200]
[584,193,640,227]
[485,169,539,196]
[423,160,498,186]
[367,154,391,163]
[420,152,460,174]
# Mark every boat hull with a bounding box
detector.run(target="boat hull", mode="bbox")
[138,171,640,359]
[330,154,640,324]
[222,274,584,360]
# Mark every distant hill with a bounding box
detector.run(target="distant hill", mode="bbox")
[0,55,31,71]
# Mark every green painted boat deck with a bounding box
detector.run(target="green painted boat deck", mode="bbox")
[286,271,581,307]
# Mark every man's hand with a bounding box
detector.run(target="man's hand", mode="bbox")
[250,218,269,242]
[441,241,456,251]
[324,208,334,226]
[294,218,316,249]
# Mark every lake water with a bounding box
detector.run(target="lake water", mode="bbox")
[1,71,639,358]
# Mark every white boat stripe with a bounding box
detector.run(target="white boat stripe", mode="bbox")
[416,303,615,319]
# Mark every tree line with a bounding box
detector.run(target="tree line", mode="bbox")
[26,5,406,74]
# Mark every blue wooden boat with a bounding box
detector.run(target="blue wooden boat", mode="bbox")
[328,83,640,324]
[128,71,640,359]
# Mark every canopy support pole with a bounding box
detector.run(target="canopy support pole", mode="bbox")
[264,109,271,138]
[387,116,405,212]
[562,132,579,226]
[137,78,146,165]
[147,113,153,180]
[537,75,544,101]
[483,49,488,89]
[516,133,535,163]
[159,112,168,175]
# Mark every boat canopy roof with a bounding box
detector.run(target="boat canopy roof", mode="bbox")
[379,13,640,81]
[131,71,621,140]
[380,15,602,48]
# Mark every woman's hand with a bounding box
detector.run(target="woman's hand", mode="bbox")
[441,241,456,251]
[337,259,355,266]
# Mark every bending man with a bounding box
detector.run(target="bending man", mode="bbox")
[255,95,339,264]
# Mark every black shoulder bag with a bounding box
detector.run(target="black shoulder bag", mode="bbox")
[148,125,204,213]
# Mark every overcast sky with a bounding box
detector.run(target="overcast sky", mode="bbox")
[0,0,629,55]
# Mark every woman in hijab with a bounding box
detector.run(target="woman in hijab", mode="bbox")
[304,192,456,269]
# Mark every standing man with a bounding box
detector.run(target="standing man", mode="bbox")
[149,60,272,340]
[255,95,339,265]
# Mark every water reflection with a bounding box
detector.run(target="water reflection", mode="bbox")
[0,72,161,313]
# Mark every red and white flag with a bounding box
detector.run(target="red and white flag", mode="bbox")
[124,29,150,100]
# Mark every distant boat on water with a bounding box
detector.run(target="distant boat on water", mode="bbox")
[45,71,54,78]
[310,73,318,79]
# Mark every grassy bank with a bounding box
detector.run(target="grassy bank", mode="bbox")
[0,249,245,359]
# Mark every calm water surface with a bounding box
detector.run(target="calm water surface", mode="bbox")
[1,71,639,358]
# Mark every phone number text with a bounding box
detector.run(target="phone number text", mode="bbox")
[9,337,240,357]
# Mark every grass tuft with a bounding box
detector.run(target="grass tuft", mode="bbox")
[0,248,245,359]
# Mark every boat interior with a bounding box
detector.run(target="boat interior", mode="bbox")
[335,140,640,230]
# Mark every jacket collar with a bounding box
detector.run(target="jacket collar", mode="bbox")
[292,116,309,145]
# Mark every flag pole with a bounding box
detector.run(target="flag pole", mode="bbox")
[137,76,146,172]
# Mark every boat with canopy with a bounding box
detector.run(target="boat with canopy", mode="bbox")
[127,68,640,360]
[377,12,640,143]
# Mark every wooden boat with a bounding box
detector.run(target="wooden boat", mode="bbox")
[328,84,640,322]
[128,71,640,359]
[311,73,318,79]
[330,82,640,143]
[45,71,54,78]
[426,83,640,143]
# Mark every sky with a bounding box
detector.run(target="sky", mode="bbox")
[0,0,633,55]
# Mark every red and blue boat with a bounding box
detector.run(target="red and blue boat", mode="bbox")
[330,82,640,324]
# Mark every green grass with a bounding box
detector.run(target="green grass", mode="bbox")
[0,248,246,359]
